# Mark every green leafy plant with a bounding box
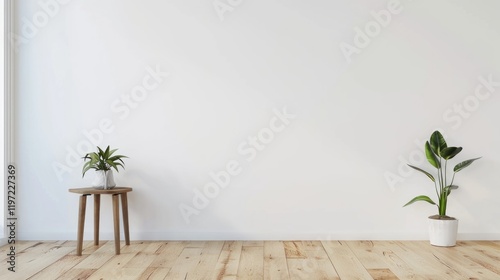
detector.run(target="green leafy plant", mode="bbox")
[82,146,128,177]
[403,131,480,218]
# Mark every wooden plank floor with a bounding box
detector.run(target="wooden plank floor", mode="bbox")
[1,240,499,279]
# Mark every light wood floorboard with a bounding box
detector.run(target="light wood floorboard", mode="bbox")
[0,240,499,279]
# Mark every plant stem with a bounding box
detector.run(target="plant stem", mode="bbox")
[433,180,439,203]
[439,157,444,193]
[438,157,445,215]
[440,193,447,216]
[433,180,440,213]
[444,160,448,189]
[449,173,456,187]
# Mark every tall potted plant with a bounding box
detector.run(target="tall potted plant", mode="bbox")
[404,131,480,247]
[82,146,128,189]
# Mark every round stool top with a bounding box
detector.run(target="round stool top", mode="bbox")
[69,187,133,195]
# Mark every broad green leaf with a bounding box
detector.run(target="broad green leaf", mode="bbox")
[90,153,99,162]
[82,166,91,177]
[109,155,128,161]
[107,160,119,172]
[425,141,440,169]
[403,195,436,207]
[454,157,481,173]
[441,147,462,160]
[112,163,124,172]
[104,146,110,159]
[444,185,458,196]
[430,131,447,156]
[408,164,435,182]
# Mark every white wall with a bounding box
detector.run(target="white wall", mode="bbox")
[14,0,500,240]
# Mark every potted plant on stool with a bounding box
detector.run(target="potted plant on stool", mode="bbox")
[82,146,128,190]
[404,131,480,247]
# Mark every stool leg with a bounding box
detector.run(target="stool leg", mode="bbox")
[112,194,120,254]
[94,194,101,246]
[121,193,130,245]
[76,194,88,256]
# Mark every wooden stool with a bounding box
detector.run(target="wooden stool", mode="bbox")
[69,187,133,255]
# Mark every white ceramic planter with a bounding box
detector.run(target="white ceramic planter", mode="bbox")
[92,170,116,189]
[428,217,458,247]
